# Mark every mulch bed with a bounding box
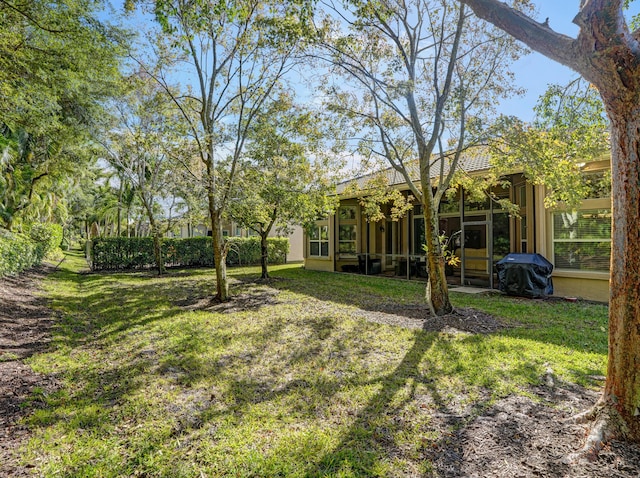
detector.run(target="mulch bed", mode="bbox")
[2,267,640,477]
[0,265,60,477]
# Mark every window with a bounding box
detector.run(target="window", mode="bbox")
[518,184,527,207]
[492,212,510,259]
[439,196,459,214]
[519,217,528,253]
[553,209,611,271]
[583,170,612,199]
[309,225,329,257]
[339,206,357,220]
[339,225,357,254]
[338,205,357,256]
[464,195,490,212]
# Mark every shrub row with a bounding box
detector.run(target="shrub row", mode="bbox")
[0,224,64,276]
[89,236,290,271]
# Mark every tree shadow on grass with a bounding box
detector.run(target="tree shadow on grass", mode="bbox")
[297,328,496,477]
[269,267,608,370]
[33,262,613,475]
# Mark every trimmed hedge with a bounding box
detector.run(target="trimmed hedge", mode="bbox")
[0,229,45,276]
[89,236,290,271]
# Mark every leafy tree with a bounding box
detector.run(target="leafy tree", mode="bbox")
[229,94,339,279]
[461,0,640,449]
[126,0,312,300]
[315,0,526,315]
[490,78,610,209]
[0,0,127,232]
[102,73,185,274]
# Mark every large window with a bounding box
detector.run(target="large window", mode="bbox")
[553,209,611,271]
[338,225,357,254]
[338,205,357,256]
[309,225,329,257]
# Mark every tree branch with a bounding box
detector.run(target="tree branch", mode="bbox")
[460,0,579,70]
[0,0,68,33]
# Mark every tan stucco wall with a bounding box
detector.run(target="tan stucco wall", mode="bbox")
[551,273,609,303]
[271,225,304,262]
[304,257,334,272]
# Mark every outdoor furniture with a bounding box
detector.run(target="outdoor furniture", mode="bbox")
[395,258,428,278]
[358,254,382,275]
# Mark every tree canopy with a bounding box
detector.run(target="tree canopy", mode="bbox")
[0,0,127,231]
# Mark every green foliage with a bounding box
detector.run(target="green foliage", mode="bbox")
[489,78,609,209]
[0,229,45,276]
[424,232,461,267]
[90,237,166,271]
[226,237,289,266]
[28,223,64,258]
[343,172,415,223]
[230,93,340,237]
[0,0,128,232]
[0,222,61,276]
[89,236,289,271]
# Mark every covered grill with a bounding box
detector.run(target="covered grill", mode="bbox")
[495,253,554,298]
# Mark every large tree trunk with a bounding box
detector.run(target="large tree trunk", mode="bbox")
[602,105,640,440]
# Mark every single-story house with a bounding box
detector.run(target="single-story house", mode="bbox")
[303,155,612,302]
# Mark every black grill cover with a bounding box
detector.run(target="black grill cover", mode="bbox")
[495,253,553,298]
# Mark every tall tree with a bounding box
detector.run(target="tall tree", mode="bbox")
[490,77,610,209]
[126,0,311,301]
[230,94,339,279]
[103,74,184,274]
[315,0,525,315]
[0,0,127,231]
[460,0,640,448]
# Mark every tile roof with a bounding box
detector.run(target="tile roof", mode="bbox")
[337,153,491,194]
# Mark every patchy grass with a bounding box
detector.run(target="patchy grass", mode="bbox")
[22,251,608,477]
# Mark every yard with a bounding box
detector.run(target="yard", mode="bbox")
[2,251,640,477]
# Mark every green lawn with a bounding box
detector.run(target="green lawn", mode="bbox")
[23,251,608,477]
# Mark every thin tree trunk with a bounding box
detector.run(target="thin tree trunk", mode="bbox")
[210,210,229,301]
[422,201,452,316]
[260,231,269,279]
[143,201,164,275]
[117,183,122,237]
[208,191,229,302]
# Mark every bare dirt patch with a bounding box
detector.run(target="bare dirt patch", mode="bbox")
[0,265,60,477]
[354,305,507,334]
[425,383,640,477]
